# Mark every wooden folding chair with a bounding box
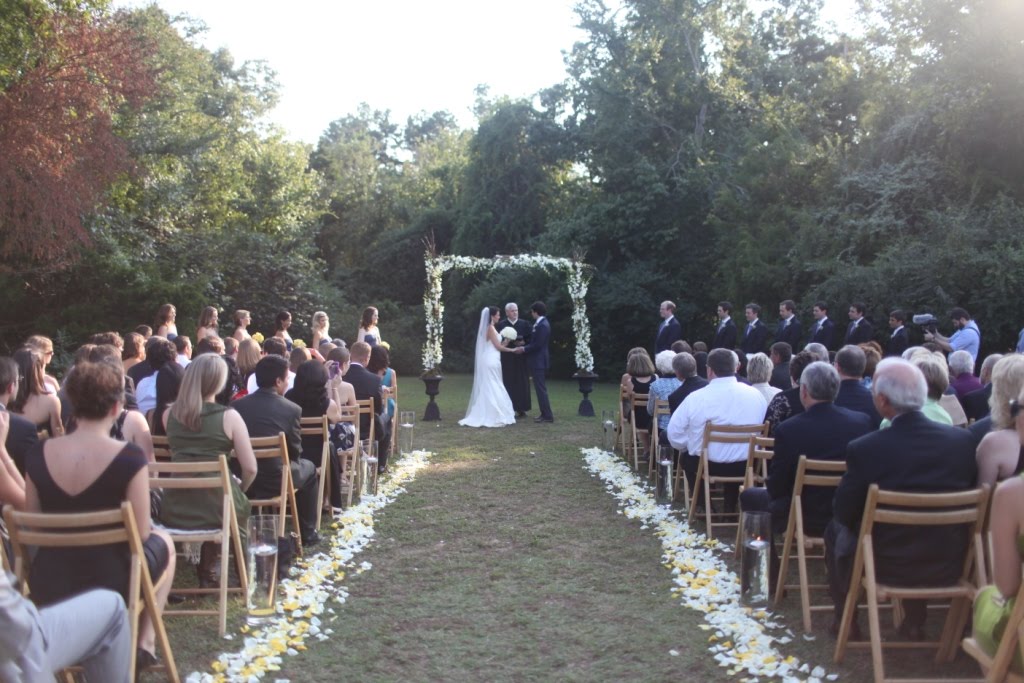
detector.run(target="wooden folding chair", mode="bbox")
[774,456,846,632]
[4,501,180,682]
[356,398,378,493]
[299,416,330,528]
[962,579,1024,682]
[834,484,991,683]
[150,455,248,637]
[248,433,302,554]
[389,381,398,455]
[151,434,172,463]
[628,393,650,470]
[617,385,631,458]
[650,398,671,480]
[687,422,769,537]
[335,404,361,509]
[733,436,774,553]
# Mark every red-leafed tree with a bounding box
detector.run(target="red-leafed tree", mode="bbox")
[0,8,155,272]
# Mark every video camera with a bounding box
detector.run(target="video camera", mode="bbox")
[912,313,940,335]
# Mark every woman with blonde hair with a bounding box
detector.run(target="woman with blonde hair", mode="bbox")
[977,355,1024,486]
[747,352,781,403]
[23,335,60,394]
[11,348,62,437]
[154,303,178,340]
[236,338,261,389]
[232,310,251,342]
[159,354,256,584]
[195,306,219,341]
[311,311,330,350]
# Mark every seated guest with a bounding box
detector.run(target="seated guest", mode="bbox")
[833,345,882,427]
[246,337,294,394]
[344,342,390,472]
[23,335,61,394]
[646,351,683,440]
[620,349,656,459]
[670,340,692,354]
[127,335,159,389]
[367,344,397,419]
[289,347,311,375]
[0,357,39,476]
[740,362,872,551]
[666,349,767,512]
[826,358,976,638]
[0,571,131,683]
[694,350,708,379]
[692,341,708,354]
[879,353,954,427]
[84,345,153,461]
[194,336,240,406]
[768,342,792,391]
[173,335,192,368]
[24,360,175,665]
[234,356,321,546]
[765,351,815,433]
[148,363,184,437]
[976,355,1024,486]
[154,303,178,340]
[160,354,255,585]
[666,352,708,416]
[326,347,357,410]
[804,342,829,363]
[135,337,176,415]
[949,349,983,400]
[964,353,1002,423]
[858,342,882,389]
[11,348,62,437]
[236,338,262,395]
[972,394,1024,672]
[122,332,146,377]
[224,336,238,360]
[88,331,124,352]
[747,352,780,404]
[0,411,27,509]
[135,324,153,339]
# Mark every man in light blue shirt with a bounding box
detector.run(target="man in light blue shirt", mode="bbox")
[925,307,980,364]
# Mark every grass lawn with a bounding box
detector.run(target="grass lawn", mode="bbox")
[163,375,983,682]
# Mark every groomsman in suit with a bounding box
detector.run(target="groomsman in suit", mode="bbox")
[775,300,803,349]
[843,302,875,346]
[808,301,835,349]
[496,302,532,418]
[655,301,684,353]
[712,301,737,350]
[515,301,554,423]
[886,309,910,357]
[740,303,769,355]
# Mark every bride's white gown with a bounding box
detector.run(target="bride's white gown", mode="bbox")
[460,311,516,428]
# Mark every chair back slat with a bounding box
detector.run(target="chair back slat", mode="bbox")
[299,416,328,438]
[152,435,172,463]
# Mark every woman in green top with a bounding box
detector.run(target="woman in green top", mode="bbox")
[160,354,256,584]
[972,393,1024,673]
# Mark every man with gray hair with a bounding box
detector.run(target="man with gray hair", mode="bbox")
[825,358,977,638]
[496,303,532,417]
[739,362,873,555]
[666,352,708,416]
[803,342,829,363]
[948,349,982,400]
[667,348,767,513]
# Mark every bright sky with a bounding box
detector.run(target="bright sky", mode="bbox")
[120,0,857,145]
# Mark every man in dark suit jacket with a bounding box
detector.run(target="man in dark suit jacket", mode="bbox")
[775,300,803,350]
[808,301,836,350]
[515,301,553,422]
[833,345,882,427]
[740,303,769,355]
[843,302,875,346]
[712,301,737,350]
[655,300,684,353]
[741,362,873,537]
[885,309,910,357]
[496,303,532,417]
[769,342,793,391]
[344,341,390,469]
[232,356,320,545]
[0,357,38,475]
[826,358,976,636]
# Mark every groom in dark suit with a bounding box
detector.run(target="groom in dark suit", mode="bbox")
[515,301,553,422]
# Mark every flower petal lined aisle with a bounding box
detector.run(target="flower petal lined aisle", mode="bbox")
[186,449,433,683]
[581,447,838,683]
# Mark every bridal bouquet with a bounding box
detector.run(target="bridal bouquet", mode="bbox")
[499,327,518,342]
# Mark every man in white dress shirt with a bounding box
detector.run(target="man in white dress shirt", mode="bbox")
[667,348,768,512]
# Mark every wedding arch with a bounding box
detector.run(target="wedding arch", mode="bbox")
[421,248,595,376]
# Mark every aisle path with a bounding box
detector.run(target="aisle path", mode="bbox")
[275,401,724,681]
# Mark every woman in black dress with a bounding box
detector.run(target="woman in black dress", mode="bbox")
[25,360,175,667]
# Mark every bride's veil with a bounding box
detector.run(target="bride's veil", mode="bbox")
[465,307,491,411]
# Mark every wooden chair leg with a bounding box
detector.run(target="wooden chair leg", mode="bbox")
[775,512,797,608]
[862,544,885,683]
[687,458,704,523]
[796,519,813,633]
[703,466,714,533]
[835,540,867,663]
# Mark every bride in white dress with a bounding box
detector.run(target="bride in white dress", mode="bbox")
[459,306,517,428]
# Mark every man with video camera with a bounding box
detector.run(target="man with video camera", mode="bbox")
[923,307,981,364]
